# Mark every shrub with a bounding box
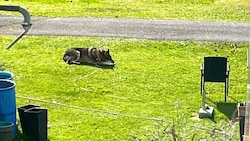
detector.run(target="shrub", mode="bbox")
[133,99,239,141]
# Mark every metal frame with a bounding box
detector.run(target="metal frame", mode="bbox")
[0,5,32,49]
[244,49,250,139]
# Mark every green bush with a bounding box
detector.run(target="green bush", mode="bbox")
[134,100,240,141]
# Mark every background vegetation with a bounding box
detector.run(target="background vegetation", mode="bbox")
[2,0,250,22]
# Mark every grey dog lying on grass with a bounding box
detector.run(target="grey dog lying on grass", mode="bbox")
[63,47,115,66]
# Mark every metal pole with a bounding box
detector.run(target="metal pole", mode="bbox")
[0,5,32,49]
[0,5,30,23]
[244,49,250,140]
[202,82,206,109]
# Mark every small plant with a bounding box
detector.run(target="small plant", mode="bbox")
[0,63,5,71]
[133,99,240,141]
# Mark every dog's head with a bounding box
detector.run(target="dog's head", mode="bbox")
[63,49,80,64]
[100,49,114,63]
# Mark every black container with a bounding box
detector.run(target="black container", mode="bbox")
[18,104,40,135]
[18,105,48,141]
[0,121,14,141]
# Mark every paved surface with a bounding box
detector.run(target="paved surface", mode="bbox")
[0,15,249,42]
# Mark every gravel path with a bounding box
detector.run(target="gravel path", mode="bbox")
[1,15,249,43]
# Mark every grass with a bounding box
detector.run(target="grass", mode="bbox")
[1,0,249,22]
[0,35,248,140]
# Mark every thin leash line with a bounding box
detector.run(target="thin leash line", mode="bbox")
[79,68,100,79]
[72,68,100,90]
[16,95,165,122]
[69,66,100,81]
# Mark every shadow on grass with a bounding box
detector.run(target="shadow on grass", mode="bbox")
[206,96,238,120]
[206,96,239,120]
[68,62,115,70]
[216,102,237,120]
[12,129,33,141]
[199,102,237,122]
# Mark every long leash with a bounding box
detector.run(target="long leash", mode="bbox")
[16,95,165,122]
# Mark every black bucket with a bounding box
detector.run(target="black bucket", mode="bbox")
[18,104,40,135]
[18,105,48,141]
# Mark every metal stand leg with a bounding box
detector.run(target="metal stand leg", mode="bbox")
[0,5,32,49]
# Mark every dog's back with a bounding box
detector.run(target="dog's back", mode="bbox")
[72,48,96,64]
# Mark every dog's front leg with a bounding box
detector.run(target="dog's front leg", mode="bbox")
[92,62,100,67]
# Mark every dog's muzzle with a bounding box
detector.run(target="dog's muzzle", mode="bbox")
[101,60,115,66]
[63,55,70,63]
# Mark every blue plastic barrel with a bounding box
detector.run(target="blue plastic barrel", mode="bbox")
[0,71,14,80]
[0,79,17,137]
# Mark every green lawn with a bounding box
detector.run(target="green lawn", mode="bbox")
[0,36,248,140]
[2,0,250,22]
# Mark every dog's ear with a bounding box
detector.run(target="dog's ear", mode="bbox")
[107,49,110,54]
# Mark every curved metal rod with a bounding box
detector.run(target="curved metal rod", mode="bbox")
[0,5,32,49]
[6,30,27,50]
